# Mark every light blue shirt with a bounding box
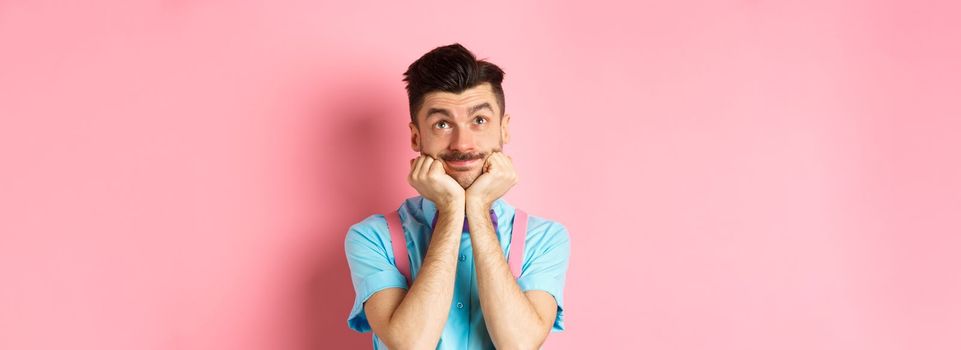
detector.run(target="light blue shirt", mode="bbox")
[344,195,571,349]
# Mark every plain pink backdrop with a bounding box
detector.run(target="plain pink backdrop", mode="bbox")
[2,0,960,349]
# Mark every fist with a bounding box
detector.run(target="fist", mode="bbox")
[407,155,465,211]
[465,152,518,208]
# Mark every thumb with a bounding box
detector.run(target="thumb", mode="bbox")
[429,157,447,175]
[482,155,494,173]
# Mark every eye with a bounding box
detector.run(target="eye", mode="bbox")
[474,116,487,124]
[435,120,450,129]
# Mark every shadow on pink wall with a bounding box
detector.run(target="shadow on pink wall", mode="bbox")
[295,76,407,349]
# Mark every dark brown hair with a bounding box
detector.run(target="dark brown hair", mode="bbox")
[402,43,506,125]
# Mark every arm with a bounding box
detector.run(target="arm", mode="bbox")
[364,155,466,349]
[467,201,557,350]
[364,204,464,349]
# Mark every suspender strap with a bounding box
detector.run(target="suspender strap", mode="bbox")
[386,208,529,284]
[386,210,411,284]
[508,209,528,279]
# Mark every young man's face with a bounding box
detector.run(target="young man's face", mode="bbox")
[409,82,511,189]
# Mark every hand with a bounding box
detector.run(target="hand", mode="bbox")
[465,152,518,210]
[407,155,465,211]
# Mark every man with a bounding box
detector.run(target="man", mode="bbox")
[344,43,570,349]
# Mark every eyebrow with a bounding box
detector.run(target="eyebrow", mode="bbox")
[425,102,495,120]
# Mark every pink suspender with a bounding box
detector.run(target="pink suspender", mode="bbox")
[385,211,410,283]
[509,209,528,279]
[386,208,528,284]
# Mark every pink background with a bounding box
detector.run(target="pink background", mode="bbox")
[2,1,960,349]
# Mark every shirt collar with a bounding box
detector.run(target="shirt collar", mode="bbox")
[419,195,514,234]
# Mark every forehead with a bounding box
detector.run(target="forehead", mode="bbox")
[419,83,499,118]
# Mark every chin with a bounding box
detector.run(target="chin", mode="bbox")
[455,177,474,189]
[453,174,478,189]
[448,169,481,187]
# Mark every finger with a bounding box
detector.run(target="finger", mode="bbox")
[428,157,446,176]
[484,154,496,171]
[420,156,435,178]
[408,158,415,181]
[499,155,517,180]
[492,153,514,177]
[487,153,505,172]
[506,155,519,182]
[481,154,494,172]
[411,155,426,179]
[498,153,512,168]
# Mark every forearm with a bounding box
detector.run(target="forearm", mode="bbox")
[467,202,547,349]
[386,205,464,348]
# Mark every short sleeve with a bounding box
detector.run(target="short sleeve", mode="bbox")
[344,215,410,333]
[516,221,571,332]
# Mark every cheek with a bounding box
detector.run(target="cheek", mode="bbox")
[419,135,446,152]
[481,132,502,146]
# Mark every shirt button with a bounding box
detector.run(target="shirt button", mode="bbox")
[458,254,466,261]
[456,302,464,309]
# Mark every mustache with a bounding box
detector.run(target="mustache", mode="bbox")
[439,151,486,162]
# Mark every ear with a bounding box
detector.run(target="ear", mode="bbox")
[500,113,511,144]
[409,121,421,152]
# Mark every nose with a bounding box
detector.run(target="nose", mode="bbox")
[449,125,477,152]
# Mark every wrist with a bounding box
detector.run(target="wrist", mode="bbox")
[437,198,466,215]
[466,198,491,212]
